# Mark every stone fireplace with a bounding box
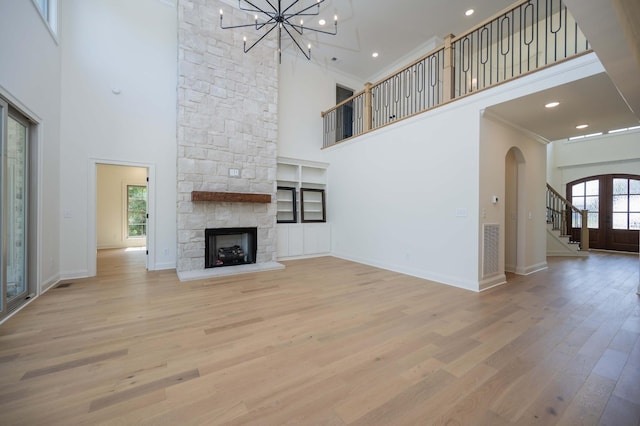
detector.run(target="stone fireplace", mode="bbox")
[176,0,282,280]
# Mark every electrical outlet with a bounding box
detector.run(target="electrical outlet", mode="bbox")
[228,168,240,178]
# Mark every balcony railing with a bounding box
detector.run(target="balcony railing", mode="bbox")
[321,0,591,148]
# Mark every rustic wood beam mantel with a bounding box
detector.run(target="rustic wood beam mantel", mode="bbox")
[191,191,271,203]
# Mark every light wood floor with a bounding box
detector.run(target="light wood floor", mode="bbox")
[0,250,639,425]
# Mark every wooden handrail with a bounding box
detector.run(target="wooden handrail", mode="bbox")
[321,88,366,118]
[546,184,582,213]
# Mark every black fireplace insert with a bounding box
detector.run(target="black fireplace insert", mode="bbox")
[205,227,257,268]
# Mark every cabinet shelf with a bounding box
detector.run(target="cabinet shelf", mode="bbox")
[301,188,326,223]
[277,158,328,224]
[276,187,297,223]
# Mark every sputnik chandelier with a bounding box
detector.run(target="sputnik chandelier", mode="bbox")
[219,0,338,63]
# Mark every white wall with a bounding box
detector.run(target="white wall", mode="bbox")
[97,165,147,249]
[323,103,481,290]
[547,129,640,192]
[0,1,61,292]
[59,0,177,277]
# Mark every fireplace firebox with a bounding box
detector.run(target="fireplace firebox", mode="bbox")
[205,227,257,268]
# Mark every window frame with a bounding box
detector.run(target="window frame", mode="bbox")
[126,184,147,239]
[31,0,58,39]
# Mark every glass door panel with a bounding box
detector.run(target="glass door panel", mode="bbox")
[6,115,28,304]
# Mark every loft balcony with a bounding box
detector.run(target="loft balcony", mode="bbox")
[321,0,591,148]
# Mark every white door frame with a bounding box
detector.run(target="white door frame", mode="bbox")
[88,158,156,276]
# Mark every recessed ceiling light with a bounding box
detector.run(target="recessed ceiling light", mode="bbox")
[318,18,326,26]
[545,101,560,108]
[576,124,589,129]
[372,52,379,58]
[465,9,474,16]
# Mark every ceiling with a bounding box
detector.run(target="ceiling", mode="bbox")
[227,0,640,142]
[485,73,640,141]
[296,0,515,81]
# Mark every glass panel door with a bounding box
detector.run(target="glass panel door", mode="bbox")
[6,115,28,304]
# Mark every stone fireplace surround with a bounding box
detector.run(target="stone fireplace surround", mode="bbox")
[176,0,284,281]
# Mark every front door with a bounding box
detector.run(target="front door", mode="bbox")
[568,174,640,252]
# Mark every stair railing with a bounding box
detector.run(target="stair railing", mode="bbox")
[546,183,589,250]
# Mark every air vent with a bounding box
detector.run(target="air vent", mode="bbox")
[483,224,500,277]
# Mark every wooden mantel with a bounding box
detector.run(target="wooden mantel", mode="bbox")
[191,191,271,203]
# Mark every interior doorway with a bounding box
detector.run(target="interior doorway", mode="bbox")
[336,85,354,141]
[89,160,155,277]
[504,147,526,274]
[96,164,148,274]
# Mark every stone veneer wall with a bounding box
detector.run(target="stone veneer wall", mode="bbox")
[177,0,278,272]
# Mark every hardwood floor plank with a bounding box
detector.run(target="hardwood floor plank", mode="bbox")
[88,369,200,412]
[20,348,128,380]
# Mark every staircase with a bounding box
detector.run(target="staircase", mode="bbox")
[546,184,589,257]
[546,222,588,257]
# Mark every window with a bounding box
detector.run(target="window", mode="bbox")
[32,0,58,35]
[571,179,599,228]
[127,185,147,238]
[612,177,640,230]
[35,0,48,17]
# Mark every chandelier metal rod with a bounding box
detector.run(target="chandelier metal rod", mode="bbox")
[219,0,337,63]
[280,22,311,61]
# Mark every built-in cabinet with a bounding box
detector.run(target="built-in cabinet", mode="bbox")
[276,157,330,259]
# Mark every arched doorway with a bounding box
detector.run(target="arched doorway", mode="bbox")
[505,147,525,273]
[567,174,640,252]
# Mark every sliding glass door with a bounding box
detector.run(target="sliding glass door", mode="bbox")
[6,114,28,305]
[0,99,32,318]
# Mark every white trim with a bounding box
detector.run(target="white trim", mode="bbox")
[479,274,507,291]
[515,262,549,275]
[88,159,157,276]
[331,252,480,292]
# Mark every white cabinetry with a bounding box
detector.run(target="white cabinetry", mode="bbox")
[276,157,331,259]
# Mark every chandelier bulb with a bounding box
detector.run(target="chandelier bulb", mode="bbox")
[219,9,223,15]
